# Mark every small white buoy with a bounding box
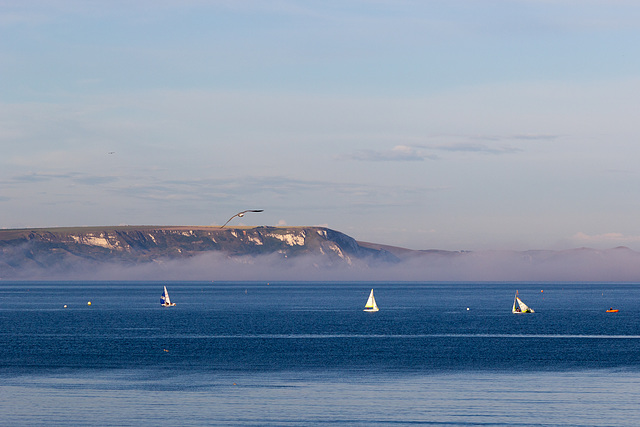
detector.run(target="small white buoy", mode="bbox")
[63,305,67,308]
[466,307,470,311]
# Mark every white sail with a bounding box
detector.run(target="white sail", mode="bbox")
[512,291,533,313]
[364,289,379,312]
[161,286,175,307]
[516,297,533,313]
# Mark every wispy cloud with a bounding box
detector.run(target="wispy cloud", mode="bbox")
[145,175,446,207]
[344,138,524,162]
[8,172,118,186]
[571,232,640,246]
[69,175,119,186]
[433,142,522,154]
[508,134,561,141]
[3,170,446,214]
[344,145,437,162]
[11,173,58,183]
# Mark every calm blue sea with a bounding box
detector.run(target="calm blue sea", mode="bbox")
[1,281,639,426]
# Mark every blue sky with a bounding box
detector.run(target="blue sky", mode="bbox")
[2,0,640,251]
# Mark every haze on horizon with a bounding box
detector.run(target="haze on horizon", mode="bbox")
[2,1,640,252]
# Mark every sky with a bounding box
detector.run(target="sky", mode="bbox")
[2,0,640,252]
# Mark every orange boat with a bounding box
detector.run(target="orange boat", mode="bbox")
[606,308,619,313]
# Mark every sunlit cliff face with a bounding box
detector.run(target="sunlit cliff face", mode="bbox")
[0,226,395,280]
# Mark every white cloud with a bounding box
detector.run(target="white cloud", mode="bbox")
[571,232,640,246]
[345,145,436,162]
[344,139,523,162]
[432,142,522,155]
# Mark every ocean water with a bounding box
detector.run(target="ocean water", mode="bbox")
[1,281,639,426]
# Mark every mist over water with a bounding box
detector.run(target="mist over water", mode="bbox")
[6,247,640,282]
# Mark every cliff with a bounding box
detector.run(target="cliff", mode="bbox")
[0,225,399,279]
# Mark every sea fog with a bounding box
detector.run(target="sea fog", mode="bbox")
[5,247,640,282]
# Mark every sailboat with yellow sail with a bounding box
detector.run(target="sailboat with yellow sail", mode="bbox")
[363,289,379,312]
[512,290,534,313]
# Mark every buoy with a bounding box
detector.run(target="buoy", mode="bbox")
[466,307,470,311]
[63,305,67,308]
[87,301,92,306]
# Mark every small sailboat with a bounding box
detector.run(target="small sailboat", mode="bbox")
[512,290,533,313]
[161,286,176,307]
[363,289,379,312]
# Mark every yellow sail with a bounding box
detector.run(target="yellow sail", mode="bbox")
[512,290,533,313]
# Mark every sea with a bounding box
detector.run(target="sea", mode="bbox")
[1,281,639,426]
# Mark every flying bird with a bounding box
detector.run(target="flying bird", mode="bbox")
[220,210,264,228]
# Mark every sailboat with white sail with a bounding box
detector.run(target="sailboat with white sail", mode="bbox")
[161,286,176,307]
[363,289,379,312]
[512,290,533,313]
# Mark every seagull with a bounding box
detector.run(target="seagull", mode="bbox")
[220,210,264,228]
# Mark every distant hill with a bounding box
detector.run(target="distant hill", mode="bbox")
[2,226,640,281]
[0,225,398,280]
